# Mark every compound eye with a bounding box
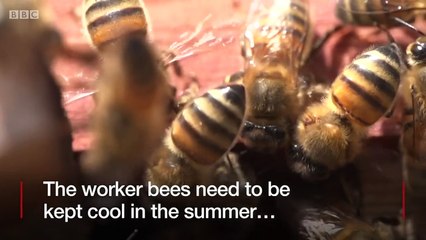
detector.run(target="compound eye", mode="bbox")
[410,42,426,62]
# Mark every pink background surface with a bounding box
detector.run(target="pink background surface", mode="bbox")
[45,0,425,150]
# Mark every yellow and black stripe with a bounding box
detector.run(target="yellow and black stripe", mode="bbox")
[278,0,310,62]
[84,0,148,49]
[336,0,417,26]
[282,0,309,41]
[170,85,245,165]
[331,43,402,125]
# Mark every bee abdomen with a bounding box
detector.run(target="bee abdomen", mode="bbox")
[84,0,148,48]
[282,0,310,57]
[170,85,245,165]
[336,0,415,26]
[331,44,402,125]
[285,0,308,38]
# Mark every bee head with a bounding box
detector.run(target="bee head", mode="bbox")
[407,37,426,67]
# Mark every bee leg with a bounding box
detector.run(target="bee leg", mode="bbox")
[393,17,426,36]
[374,23,395,43]
[224,70,245,85]
[384,105,395,118]
[161,50,183,77]
[339,165,363,216]
[176,75,200,111]
[305,24,344,63]
[288,144,330,181]
[223,152,247,184]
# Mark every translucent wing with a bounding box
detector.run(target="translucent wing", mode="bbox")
[65,15,244,105]
[165,15,243,64]
[242,0,311,66]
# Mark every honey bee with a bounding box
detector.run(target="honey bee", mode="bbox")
[336,0,426,27]
[289,43,405,180]
[146,84,246,186]
[400,35,426,237]
[402,35,426,191]
[240,0,314,152]
[78,0,239,113]
[81,35,174,186]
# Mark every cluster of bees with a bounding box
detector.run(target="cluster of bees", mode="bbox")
[0,0,425,239]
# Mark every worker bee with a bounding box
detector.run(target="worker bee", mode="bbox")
[400,33,426,237]
[81,35,174,187]
[402,35,426,192]
[240,0,314,152]
[146,84,246,186]
[336,0,426,27]
[77,0,238,113]
[289,43,405,180]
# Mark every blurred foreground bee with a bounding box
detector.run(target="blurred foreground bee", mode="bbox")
[240,0,314,152]
[336,0,426,27]
[290,43,405,180]
[76,0,239,111]
[0,0,83,238]
[81,35,173,187]
[147,84,246,186]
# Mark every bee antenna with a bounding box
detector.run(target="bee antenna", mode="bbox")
[393,17,425,36]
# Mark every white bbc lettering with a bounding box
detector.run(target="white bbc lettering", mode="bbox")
[19,10,29,19]
[30,10,39,19]
[9,10,18,19]
[8,10,39,19]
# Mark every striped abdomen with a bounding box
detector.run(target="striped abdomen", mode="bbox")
[279,0,311,64]
[331,43,403,125]
[83,0,148,48]
[169,85,245,165]
[336,0,418,26]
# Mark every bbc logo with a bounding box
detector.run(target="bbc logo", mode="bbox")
[9,10,39,20]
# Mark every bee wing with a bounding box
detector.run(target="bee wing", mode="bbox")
[164,15,243,64]
[64,15,244,105]
[242,0,311,65]
[336,0,420,15]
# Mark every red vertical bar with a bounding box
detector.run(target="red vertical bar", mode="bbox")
[20,180,23,220]
[402,180,406,220]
